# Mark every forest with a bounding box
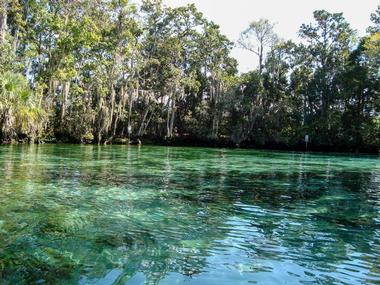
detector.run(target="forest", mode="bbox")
[0,0,379,152]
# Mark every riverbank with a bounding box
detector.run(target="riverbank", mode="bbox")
[147,137,380,154]
[2,136,378,154]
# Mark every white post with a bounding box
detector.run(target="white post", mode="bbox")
[127,125,132,140]
[305,134,309,150]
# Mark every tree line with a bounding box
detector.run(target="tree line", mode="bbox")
[0,0,379,152]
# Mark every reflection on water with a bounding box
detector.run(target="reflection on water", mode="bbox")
[0,144,379,285]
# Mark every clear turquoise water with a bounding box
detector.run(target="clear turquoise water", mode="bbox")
[0,144,379,285]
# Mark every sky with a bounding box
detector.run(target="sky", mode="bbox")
[163,0,379,73]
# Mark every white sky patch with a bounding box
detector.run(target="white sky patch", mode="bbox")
[163,0,379,73]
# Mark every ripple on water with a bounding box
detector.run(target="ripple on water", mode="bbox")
[0,145,379,284]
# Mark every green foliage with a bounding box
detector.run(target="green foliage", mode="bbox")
[0,72,45,142]
[0,2,378,151]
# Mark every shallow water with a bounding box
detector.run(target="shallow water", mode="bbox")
[0,144,379,285]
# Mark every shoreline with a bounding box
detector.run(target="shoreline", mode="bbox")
[1,137,379,155]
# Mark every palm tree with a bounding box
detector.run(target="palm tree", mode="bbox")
[0,72,45,142]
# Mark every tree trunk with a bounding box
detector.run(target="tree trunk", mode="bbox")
[143,112,153,135]
[137,107,150,137]
[166,89,177,139]
[0,0,7,43]
[166,96,172,139]
[61,81,70,121]
[109,83,116,130]
[169,100,176,139]
[127,88,137,137]
[259,41,264,74]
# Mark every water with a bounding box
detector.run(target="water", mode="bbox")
[0,144,379,285]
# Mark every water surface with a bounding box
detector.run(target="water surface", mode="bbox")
[0,144,379,284]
